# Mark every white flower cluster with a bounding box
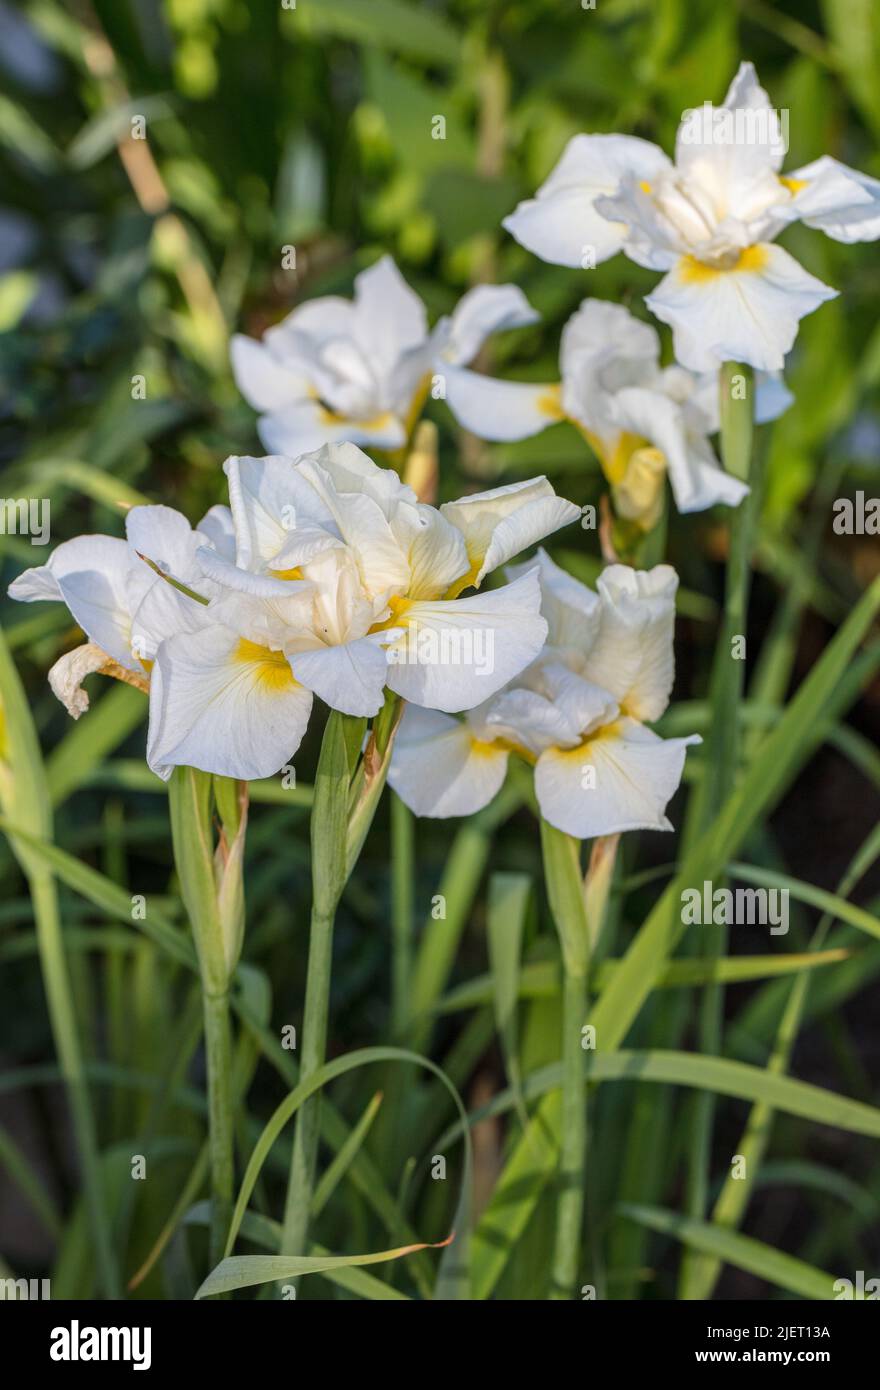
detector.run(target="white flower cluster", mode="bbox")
[12,60,871,839]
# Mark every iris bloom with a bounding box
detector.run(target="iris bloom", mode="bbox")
[9,445,579,782]
[231,255,538,455]
[388,551,700,839]
[445,297,791,528]
[504,62,880,372]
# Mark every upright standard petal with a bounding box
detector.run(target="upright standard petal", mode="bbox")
[440,478,580,588]
[584,564,679,722]
[507,548,602,656]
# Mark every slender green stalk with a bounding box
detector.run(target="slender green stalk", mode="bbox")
[168,767,242,1267]
[390,791,414,1037]
[540,820,591,1298]
[282,900,338,1258]
[281,710,358,1261]
[553,956,588,1297]
[679,361,756,1298]
[201,988,234,1262]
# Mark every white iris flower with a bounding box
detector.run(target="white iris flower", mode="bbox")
[388,550,700,839]
[445,297,792,527]
[231,255,538,455]
[504,62,880,372]
[9,445,580,784]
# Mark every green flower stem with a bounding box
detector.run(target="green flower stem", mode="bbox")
[168,766,238,1267]
[201,988,234,1264]
[281,700,401,1264]
[680,361,756,1298]
[390,792,414,1037]
[540,819,591,1298]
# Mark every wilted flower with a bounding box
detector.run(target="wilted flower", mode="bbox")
[231,255,538,455]
[504,62,880,372]
[9,445,580,783]
[446,297,792,527]
[388,551,700,838]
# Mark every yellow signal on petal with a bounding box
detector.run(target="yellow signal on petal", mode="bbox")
[780,175,808,195]
[234,639,297,692]
[269,566,304,581]
[368,594,412,634]
[537,384,565,420]
[678,245,769,284]
[639,180,652,195]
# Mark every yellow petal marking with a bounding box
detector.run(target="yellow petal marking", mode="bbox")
[234,638,297,693]
[678,244,769,284]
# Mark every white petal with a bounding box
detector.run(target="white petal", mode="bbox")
[147,625,312,781]
[11,535,136,669]
[485,668,616,756]
[786,155,880,243]
[197,546,313,598]
[258,399,406,456]
[676,61,786,189]
[645,244,838,372]
[583,564,679,722]
[299,442,417,520]
[403,506,469,601]
[441,284,540,366]
[614,385,748,514]
[440,477,580,586]
[230,334,310,412]
[385,569,548,712]
[207,587,315,648]
[294,455,411,601]
[388,705,508,818]
[223,454,333,572]
[197,504,237,561]
[594,177,684,271]
[268,295,357,351]
[444,365,561,441]
[503,134,671,267]
[288,634,390,717]
[352,255,428,375]
[535,718,700,838]
[8,563,62,602]
[507,547,601,654]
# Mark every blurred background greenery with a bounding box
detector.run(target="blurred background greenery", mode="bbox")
[1,0,879,1300]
